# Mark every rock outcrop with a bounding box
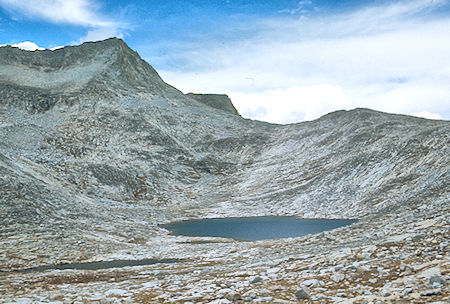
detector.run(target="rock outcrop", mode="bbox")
[186,93,240,115]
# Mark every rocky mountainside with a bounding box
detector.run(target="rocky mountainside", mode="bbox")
[0,38,448,303]
[0,38,183,112]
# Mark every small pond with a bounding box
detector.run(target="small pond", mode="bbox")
[9,258,181,273]
[161,216,357,241]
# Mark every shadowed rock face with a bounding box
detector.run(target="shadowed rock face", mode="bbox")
[0,37,448,289]
[186,93,240,115]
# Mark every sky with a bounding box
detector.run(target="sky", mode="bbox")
[0,0,449,123]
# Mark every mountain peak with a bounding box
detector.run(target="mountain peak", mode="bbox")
[0,38,181,112]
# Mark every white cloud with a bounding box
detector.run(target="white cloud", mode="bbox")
[158,0,450,123]
[0,0,110,27]
[77,25,124,44]
[0,0,126,43]
[279,0,313,15]
[5,41,45,51]
[411,111,443,120]
[230,84,352,123]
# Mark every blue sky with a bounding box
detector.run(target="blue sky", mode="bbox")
[1,0,449,123]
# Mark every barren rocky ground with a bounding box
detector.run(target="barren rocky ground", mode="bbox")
[0,38,448,303]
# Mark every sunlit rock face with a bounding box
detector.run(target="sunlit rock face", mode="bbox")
[0,38,448,303]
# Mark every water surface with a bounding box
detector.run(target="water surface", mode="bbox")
[161,216,357,241]
[10,258,181,273]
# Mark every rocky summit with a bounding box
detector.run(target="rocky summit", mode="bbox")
[0,38,448,303]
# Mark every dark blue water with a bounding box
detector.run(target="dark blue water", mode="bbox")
[9,259,181,273]
[160,216,357,241]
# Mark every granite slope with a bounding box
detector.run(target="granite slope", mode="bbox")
[0,38,448,303]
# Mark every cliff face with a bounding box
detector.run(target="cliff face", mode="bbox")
[186,93,240,115]
[0,38,448,302]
